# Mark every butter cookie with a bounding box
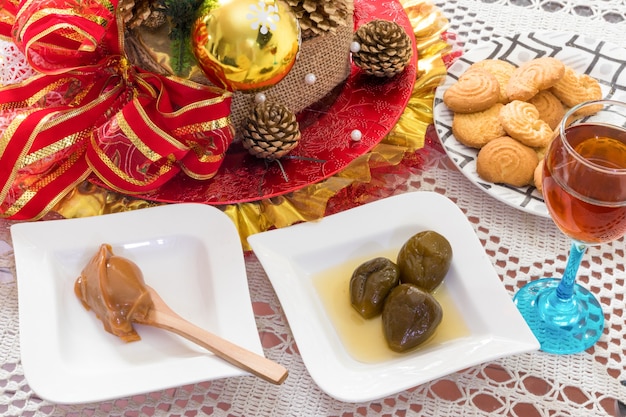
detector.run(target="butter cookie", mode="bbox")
[528,90,565,130]
[476,136,539,187]
[469,59,516,103]
[443,69,500,113]
[499,100,554,148]
[452,103,506,148]
[535,145,548,161]
[534,159,544,192]
[505,57,565,101]
[550,65,602,110]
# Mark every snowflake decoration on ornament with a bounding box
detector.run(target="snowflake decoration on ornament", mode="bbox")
[247,1,280,35]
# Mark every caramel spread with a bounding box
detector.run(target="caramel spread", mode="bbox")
[75,244,154,342]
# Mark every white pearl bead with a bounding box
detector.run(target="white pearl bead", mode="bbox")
[304,73,317,85]
[254,93,266,104]
[350,41,361,53]
[350,129,362,142]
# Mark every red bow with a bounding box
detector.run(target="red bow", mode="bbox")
[0,0,234,219]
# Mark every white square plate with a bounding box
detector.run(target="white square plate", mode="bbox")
[248,191,539,402]
[11,204,263,404]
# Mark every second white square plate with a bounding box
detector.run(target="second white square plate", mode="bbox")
[248,191,539,402]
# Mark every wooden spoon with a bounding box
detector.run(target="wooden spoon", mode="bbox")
[134,286,288,385]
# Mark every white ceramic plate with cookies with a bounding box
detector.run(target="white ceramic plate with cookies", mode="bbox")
[433,31,626,217]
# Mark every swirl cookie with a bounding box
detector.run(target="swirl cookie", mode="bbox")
[443,69,500,113]
[551,65,602,110]
[469,59,516,103]
[535,145,548,161]
[476,136,539,187]
[528,90,565,130]
[505,57,565,101]
[499,100,554,148]
[534,159,544,192]
[452,103,506,148]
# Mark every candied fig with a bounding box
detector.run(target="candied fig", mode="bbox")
[382,283,443,352]
[396,230,452,292]
[350,257,400,319]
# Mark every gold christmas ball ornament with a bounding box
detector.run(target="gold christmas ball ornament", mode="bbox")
[191,0,301,92]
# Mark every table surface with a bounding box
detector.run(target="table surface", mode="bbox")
[2,0,626,416]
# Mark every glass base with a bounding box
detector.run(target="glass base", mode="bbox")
[513,278,604,354]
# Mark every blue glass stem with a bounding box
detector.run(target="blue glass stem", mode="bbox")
[538,241,588,327]
[555,241,587,301]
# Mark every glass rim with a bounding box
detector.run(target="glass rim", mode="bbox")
[559,99,626,175]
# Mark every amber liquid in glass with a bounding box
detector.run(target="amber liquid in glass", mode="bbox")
[543,124,626,244]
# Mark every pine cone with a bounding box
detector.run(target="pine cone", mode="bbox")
[286,0,352,40]
[119,0,158,30]
[142,6,168,31]
[242,102,301,160]
[352,20,413,78]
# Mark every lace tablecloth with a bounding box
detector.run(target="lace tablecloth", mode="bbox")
[2,0,626,416]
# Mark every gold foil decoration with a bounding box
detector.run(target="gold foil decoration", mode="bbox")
[55,182,160,218]
[54,0,451,250]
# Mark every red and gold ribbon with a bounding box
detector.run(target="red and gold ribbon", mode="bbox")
[0,0,234,220]
[0,0,19,40]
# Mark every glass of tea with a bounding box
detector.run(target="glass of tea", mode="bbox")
[513,99,626,354]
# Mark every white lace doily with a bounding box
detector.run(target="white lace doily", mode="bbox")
[0,39,35,86]
[1,0,626,416]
